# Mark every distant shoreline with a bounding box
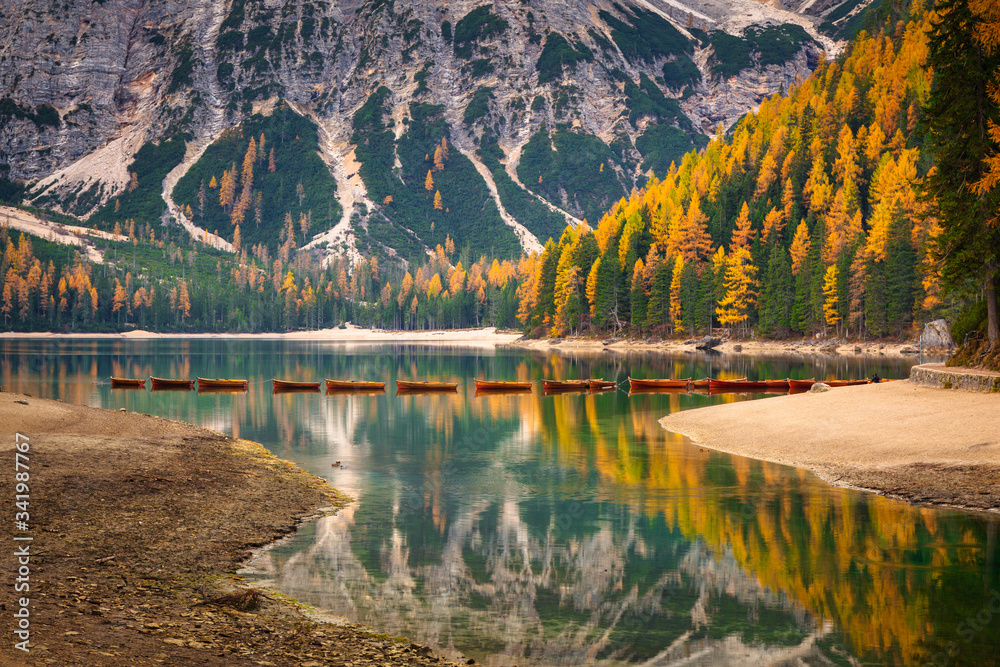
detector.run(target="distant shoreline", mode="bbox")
[0,325,523,345]
[0,327,953,360]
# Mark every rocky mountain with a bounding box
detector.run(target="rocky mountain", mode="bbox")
[0,0,875,265]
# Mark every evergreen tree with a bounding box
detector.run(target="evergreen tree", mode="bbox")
[646,259,671,329]
[533,239,559,327]
[759,243,792,337]
[923,0,1000,345]
[593,236,627,332]
[885,213,917,335]
[680,260,701,335]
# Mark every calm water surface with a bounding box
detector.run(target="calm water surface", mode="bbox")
[3,339,997,666]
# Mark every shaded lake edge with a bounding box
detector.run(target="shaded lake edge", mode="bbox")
[659,374,1000,515]
[0,391,467,666]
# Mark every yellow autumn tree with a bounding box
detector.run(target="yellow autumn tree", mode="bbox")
[789,220,811,275]
[112,278,126,320]
[219,167,237,211]
[730,202,755,251]
[822,264,841,330]
[397,271,414,307]
[178,280,191,321]
[676,193,713,262]
[716,245,757,335]
[669,255,685,334]
[424,170,434,191]
[433,190,443,210]
[761,207,785,244]
[426,273,443,298]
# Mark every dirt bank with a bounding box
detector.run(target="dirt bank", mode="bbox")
[660,379,1000,512]
[0,392,467,666]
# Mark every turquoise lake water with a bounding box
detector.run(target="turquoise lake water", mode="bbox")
[2,338,997,666]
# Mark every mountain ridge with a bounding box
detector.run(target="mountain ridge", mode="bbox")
[0,0,872,265]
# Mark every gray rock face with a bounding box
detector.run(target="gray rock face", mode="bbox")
[920,319,955,350]
[1,0,838,253]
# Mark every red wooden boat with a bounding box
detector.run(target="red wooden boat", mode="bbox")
[542,379,590,392]
[475,379,533,392]
[110,376,145,388]
[709,378,769,391]
[272,379,321,392]
[787,378,816,390]
[197,377,248,390]
[149,376,194,390]
[396,380,458,392]
[325,379,385,391]
[823,379,869,387]
[763,379,790,390]
[628,378,691,390]
[689,378,712,390]
[587,379,616,390]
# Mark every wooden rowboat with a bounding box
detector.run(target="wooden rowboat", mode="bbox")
[542,379,590,392]
[272,379,321,392]
[474,379,533,392]
[325,379,386,391]
[823,379,869,387]
[149,376,194,390]
[197,377,248,390]
[689,378,712,390]
[709,378,769,391]
[587,379,616,390]
[110,376,145,388]
[396,380,458,392]
[630,386,689,395]
[763,379,790,390]
[787,378,816,390]
[629,378,691,390]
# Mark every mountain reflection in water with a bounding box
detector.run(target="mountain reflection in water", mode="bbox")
[2,339,996,665]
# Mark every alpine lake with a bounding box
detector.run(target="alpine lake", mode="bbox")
[3,338,998,666]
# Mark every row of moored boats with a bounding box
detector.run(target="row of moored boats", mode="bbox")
[109,376,887,394]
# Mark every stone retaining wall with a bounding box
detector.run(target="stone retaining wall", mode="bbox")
[909,364,1000,392]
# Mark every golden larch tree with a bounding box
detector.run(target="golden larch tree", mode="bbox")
[789,220,811,275]
[669,255,685,334]
[822,264,841,329]
[716,245,758,335]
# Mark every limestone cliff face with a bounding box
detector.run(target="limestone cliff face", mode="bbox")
[0,0,840,257]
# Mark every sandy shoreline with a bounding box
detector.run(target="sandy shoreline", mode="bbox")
[512,335,941,359]
[0,325,523,346]
[0,392,466,666]
[660,378,1000,512]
